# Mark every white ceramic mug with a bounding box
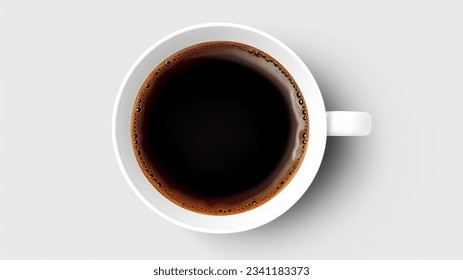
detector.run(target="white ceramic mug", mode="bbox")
[112,23,371,233]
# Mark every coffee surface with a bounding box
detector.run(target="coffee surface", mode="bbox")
[132,42,308,215]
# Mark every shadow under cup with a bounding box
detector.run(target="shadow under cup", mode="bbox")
[113,23,327,233]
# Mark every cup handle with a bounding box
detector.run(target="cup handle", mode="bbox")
[326,111,372,136]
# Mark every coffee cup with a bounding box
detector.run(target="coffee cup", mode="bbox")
[112,23,371,233]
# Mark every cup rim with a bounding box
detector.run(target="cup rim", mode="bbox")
[112,22,327,233]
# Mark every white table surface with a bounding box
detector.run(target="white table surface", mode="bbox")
[1,0,462,259]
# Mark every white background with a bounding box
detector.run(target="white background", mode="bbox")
[1,0,462,259]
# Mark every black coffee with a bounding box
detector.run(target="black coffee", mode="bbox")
[132,41,308,215]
